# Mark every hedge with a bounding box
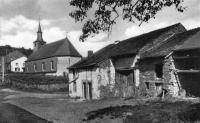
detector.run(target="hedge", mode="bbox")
[7,73,69,85]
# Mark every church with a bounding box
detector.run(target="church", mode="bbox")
[25,21,82,76]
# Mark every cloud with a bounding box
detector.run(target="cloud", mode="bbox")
[182,19,200,29]
[0,15,67,49]
[0,15,50,34]
[67,30,111,57]
[43,27,66,42]
[0,0,69,19]
[0,15,110,56]
[125,21,169,38]
[0,31,35,48]
[86,33,108,42]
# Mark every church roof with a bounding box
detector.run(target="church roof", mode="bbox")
[27,37,82,62]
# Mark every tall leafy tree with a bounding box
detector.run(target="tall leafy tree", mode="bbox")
[69,0,185,41]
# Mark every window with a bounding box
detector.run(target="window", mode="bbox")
[16,63,18,66]
[15,67,20,72]
[73,82,77,92]
[155,64,163,78]
[42,62,45,71]
[50,61,54,70]
[145,82,150,89]
[23,63,25,67]
[63,72,66,77]
[34,64,37,72]
[26,67,29,72]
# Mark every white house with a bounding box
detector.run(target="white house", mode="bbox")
[6,50,28,72]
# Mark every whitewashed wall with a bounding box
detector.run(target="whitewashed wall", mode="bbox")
[69,59,115,99]
[11,56,27,72]
[56,56,81,76]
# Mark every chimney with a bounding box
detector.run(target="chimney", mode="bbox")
[88,50,93,57]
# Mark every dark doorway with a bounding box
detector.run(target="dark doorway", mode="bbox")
[155,64,163,78]
[83,82,87,99]
[88,82,92,99]
[83,81,93,100]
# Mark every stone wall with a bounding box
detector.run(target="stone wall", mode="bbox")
[139,58,164,97]
[25,57,57,73]
[163,56,179,96]
[139,56,180,97]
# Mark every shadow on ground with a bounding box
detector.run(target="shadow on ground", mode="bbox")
[0,103,53,123]
[178,103,200,122]
[83,101,200,123]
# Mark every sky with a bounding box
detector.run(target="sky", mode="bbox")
[0,0,200,56]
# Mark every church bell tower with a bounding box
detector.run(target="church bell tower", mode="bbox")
[33,19,46,52]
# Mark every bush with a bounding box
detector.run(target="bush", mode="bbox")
[99,84,116,99]
[7,73,69,85]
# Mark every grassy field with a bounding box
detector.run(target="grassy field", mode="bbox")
[6,97,200,123]
[1,88,200,123]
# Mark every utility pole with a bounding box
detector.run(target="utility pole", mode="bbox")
[1,56,5,83]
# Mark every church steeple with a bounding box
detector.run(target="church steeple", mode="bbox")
[38,21,42,33]
[36,18,43,41]
[33,18,46,52]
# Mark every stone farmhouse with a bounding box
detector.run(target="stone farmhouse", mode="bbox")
[68,44,116,99]
[25,22,82,76]
[68,23,189,100]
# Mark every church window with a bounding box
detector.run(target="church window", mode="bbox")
[42,62,45,71]
[50,61,54,70]
[34,64,37,72]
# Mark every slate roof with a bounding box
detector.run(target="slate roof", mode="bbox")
[175,28,200,51]
[6,50,26,63]
[27,37,81,62]
[69,44,116,69]
[69,23,185,69]
[110,23,186,57]
[140,28,200,59]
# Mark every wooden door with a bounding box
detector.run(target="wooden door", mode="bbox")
[116,70,135,98]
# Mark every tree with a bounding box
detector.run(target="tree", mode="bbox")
[69,0,185,41]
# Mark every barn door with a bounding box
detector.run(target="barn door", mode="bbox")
[117,70,135,98]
